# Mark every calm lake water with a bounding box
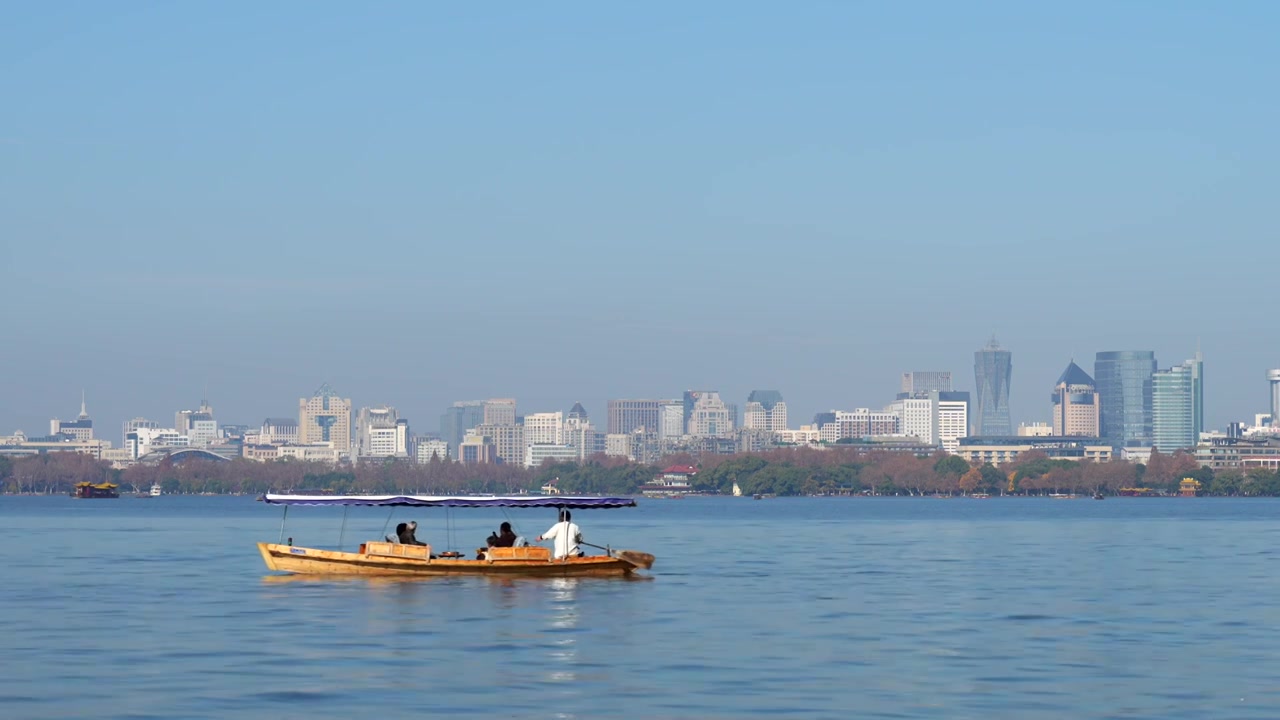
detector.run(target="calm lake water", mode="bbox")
[2,495,1279,719]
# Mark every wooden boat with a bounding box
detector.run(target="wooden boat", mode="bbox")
[72,482,119,499]
[257,494,654,578]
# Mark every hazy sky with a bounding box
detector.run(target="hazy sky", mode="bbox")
[3,2,1278,441]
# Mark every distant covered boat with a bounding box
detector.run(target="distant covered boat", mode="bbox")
[72,482,119,499]
[257,494,654,578]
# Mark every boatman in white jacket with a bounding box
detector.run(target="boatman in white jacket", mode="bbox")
[537,509,583,559]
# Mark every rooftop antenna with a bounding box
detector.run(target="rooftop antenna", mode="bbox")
[79,389,88,419]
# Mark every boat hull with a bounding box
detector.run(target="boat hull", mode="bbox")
[258,543,641,578]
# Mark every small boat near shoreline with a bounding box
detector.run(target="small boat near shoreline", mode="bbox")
[258,494,654,578]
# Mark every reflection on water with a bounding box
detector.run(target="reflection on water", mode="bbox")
[546,577,579,683]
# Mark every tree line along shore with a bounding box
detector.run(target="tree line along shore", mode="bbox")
[4,446,1278,498]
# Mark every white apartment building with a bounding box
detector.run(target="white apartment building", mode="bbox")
[886,391,970,452]
[659,402,684,439]
[887,397,935,445]
[817,410,901,443]
[415,439,450,463]
[743,390,789,432]
[605,433,633,460]
[523,412,564,446]
[525,444,579,468]
[686,391,734,437]
[775,425,822,444]
[936,396,968,453]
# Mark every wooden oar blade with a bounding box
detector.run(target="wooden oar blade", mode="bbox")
[617,550,655,570]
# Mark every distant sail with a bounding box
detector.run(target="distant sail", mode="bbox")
[732,482,743,497]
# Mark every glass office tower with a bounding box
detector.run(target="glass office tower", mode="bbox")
[1094,351,1157,448]
[973,337,1013,436]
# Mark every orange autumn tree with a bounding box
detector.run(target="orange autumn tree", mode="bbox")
[958,467,982,494]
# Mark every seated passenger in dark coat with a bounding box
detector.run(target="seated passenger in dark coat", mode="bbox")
[398,520,427,546]
[486,521,518,548]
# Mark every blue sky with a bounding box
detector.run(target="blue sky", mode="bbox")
[3,1,1278,439]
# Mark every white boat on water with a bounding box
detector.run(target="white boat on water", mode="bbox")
[732,482,743,497]
[150,483,162,497]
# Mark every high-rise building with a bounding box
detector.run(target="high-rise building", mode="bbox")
[440,401,484,456]
[482,398,517,426]
[1268,369,1280,430]
[356,406,409,458]
[658,401,684,439]
[973,337,1013,436]
[1095,351,1156,448]
[1152,353,1204,452]
[743,390,788,431]
[567,402,589,424]
[1052,361,1100,437]
[901,372,952,395]
[51,393,94,441]
[888,396,933,444]
[887,391,969,451]
[684,390,734,437]
[122,417,159,446]
[298,384,352,452]
[935,391,970,453]
[607,399,664,435]
[523,412,564,445]
[475,423,524,466]
[176,401,217,447]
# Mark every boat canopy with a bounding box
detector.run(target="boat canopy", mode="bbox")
[261,494,637,509]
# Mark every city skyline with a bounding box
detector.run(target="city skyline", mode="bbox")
[9,346,1278,447]
[4,5,1278,446]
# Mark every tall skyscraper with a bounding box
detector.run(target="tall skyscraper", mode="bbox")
[684,390,734,437]
[356,406,408,458]
[1268,369,1280,428]
[1052,361,1100,437]
[440,401,484,456]
[1151,352,1204,452]
[1094,351,1156,448]
[743,390,788,431]
[298,383,352,452]
[482,398,517,426]
[973,337,1012,436]
[607,399,664,435]
[901,372,952,394]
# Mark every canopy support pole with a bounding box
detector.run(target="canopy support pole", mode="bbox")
[277,505,289,544]
[338,505,349,551]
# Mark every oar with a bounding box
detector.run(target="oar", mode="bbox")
[581,541,655,570]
